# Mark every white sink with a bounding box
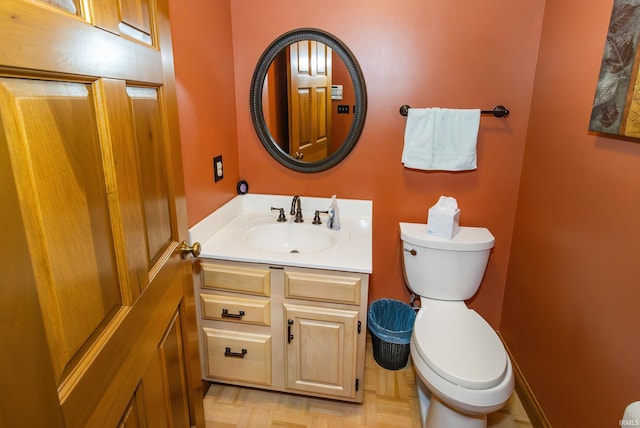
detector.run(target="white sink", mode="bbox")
[188,194,372,273]
[246,222,337,253]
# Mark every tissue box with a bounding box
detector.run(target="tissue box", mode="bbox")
[427,206,460,239]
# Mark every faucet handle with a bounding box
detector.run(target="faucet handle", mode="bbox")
[312,210,329,224]
[270,207,287,222]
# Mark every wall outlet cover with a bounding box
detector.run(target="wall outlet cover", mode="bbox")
[213,155,223,182]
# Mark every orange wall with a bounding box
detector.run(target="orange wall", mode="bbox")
[168,0,240,226]
[501,0,640,425]
[229,0,545,327]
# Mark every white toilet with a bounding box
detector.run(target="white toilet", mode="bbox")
[400,222,514,428]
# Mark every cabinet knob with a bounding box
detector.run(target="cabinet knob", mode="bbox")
[179,240,201,259]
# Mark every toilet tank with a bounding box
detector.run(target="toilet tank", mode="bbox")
[399,222,495,301]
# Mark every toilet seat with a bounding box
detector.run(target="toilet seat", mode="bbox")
[413,301,507,390]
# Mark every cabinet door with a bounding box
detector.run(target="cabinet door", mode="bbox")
[283,303,359,399]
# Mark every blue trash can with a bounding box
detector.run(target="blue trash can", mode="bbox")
[367,298,416,370]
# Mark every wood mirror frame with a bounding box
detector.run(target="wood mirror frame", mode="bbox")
[250,28,367,173]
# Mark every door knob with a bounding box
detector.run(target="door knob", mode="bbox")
[179,241,201,259]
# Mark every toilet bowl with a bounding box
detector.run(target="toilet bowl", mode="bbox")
[399,222,514,428]
[411,300,514,427]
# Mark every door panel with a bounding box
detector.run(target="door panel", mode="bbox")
[157,310,190,428]
[40,0,80,15]
[119,306,190,428]
[119,0,152,35]
[139,309,190,428]
[0,0,203,426]
[0,77,122,383]
[118,389,145,428]
[127,86,173,267]
[97,79,148,299]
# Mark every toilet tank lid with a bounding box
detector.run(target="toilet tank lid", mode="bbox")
[400,222,495,251]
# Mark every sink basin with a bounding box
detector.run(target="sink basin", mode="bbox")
[246,222,338,253]
[190,194,372,272]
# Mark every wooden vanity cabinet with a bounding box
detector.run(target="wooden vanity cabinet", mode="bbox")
[196,259,369,403]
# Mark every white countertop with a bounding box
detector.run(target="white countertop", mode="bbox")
[189,194,373,273]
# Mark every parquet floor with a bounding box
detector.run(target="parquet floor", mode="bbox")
[203,335,533,427]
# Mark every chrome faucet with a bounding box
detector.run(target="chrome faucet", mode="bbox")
[290,195,303,222]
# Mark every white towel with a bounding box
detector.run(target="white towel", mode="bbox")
[402,107,481,171]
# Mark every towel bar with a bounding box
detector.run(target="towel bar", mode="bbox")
[399,104,509,118]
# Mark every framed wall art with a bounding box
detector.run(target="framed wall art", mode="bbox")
[589,0,640,137]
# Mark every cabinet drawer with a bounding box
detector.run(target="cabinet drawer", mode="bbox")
[201,263,271,296]
[203,328,272,386]
[200,294,270,326]
[285,271,362,305]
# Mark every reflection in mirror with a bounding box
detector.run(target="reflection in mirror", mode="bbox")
[263,41,354,161]
[250,28,367,173]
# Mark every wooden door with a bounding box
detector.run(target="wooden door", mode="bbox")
[287,40,332,161]
[284,304,358,399]
[0,0,203,427]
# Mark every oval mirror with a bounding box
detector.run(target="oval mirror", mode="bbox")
[250,28,367,173]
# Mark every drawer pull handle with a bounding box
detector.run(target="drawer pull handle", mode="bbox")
[287,319,294,343]
[224,347,247,358]
[221,309,245,319]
